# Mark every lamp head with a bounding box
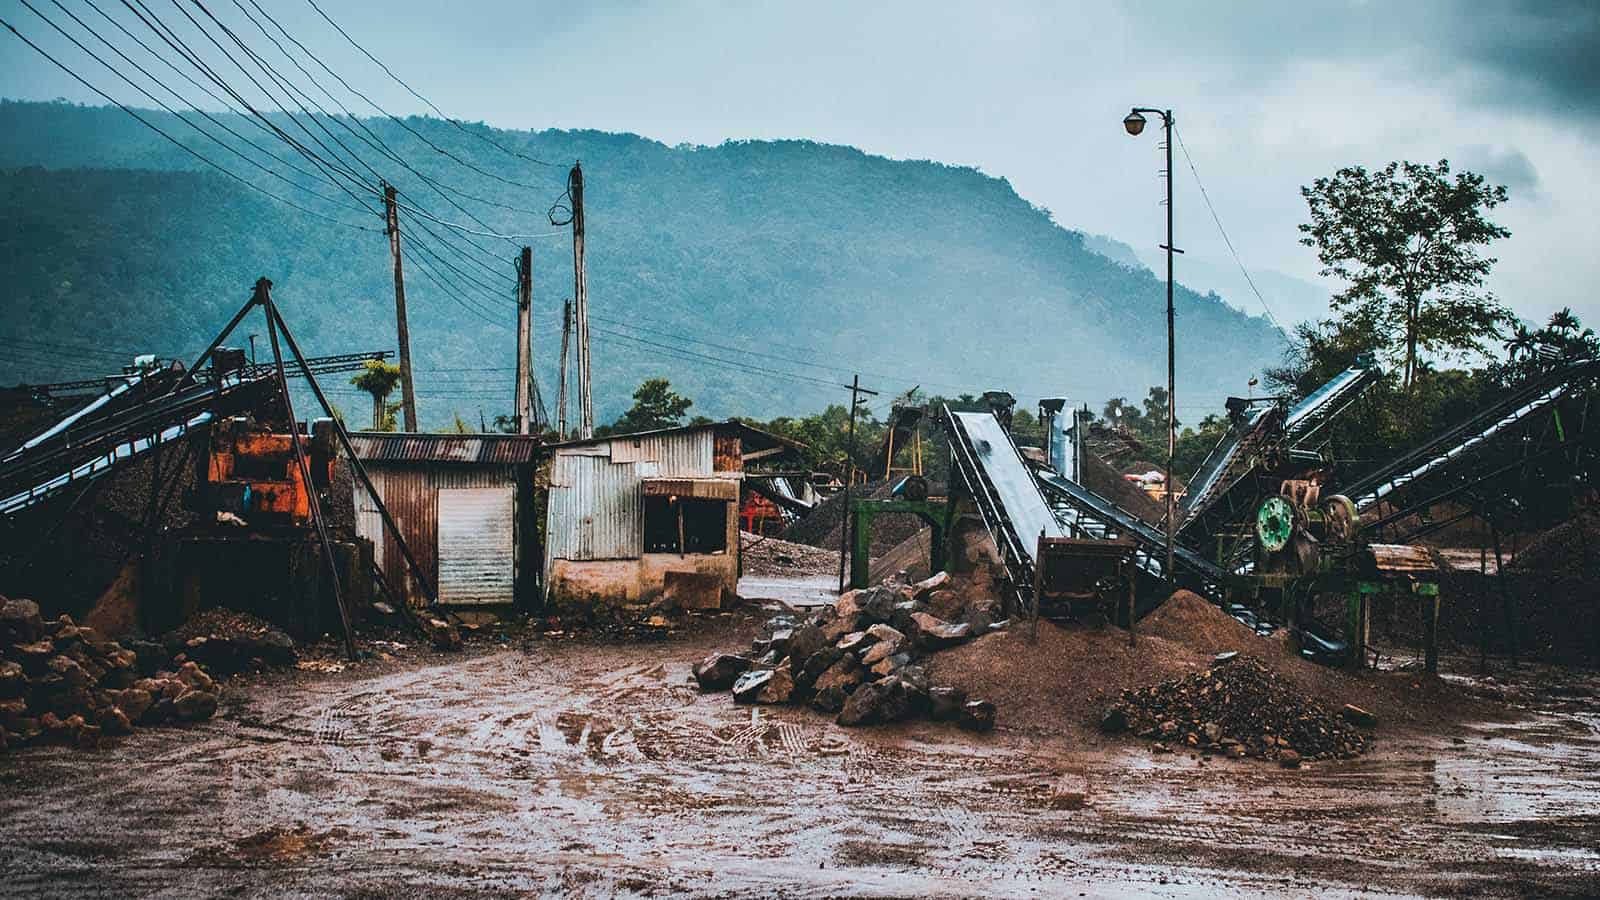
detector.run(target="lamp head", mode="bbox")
[1123,109,1147,136]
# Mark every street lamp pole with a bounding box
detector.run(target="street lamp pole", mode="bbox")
[1124,106,1179,599]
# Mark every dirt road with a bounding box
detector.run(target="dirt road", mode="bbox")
[3,623,1598,898]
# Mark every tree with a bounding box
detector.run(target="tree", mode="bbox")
[1300,159,1512,388]
[350,360,402,431]
[609,377,693,435]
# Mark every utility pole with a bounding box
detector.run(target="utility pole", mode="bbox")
[556,298,572,440]
[837,374,878,593]
[514,245,533,435]
[382,181,418,432]
[569,162,593,438]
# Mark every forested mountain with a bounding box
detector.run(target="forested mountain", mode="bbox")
[0,100,1284,428]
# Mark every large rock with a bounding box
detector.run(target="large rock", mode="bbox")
[909,612,972,650]
[95,705,133,736]
[176,661,217,694]
[860,634,904,667]
[958,699,996,732]
[731,668,776,704]
[756,666,795,704]
[910,571,950,601]
[837,677,915,727]
[0,598,44,644]
[114,688,154,723]
[0,661,24,698]
[796,646,844,689]
[785,624,827,672]
[173,689,218,722]
[821,610,862,642]
[928,686,967,721]
[692,653,752,691]
[869,652,911,677]
[12,639,54,672]
[810,656,865,713]
[47,655,91,688]
[925,589,966,622]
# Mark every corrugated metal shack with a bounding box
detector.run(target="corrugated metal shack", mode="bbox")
[544,421,799,609]
[348,432,541,608]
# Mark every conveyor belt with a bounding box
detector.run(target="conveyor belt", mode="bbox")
[1036,468,1225,594]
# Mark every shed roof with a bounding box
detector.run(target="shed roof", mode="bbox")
[348,432,541,465]
[547,420,804,456]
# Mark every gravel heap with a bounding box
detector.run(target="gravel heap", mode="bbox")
[1102,655,1374,766]
[693,571,1003,730]
[2,596,219,753]
[739,532,840,578]
[164,607,297,675]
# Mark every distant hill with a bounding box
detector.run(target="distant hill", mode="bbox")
[0,100,1285,428]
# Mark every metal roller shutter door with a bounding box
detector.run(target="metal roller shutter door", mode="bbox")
[437,486,515,605]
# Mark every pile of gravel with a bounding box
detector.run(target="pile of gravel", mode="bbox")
[1102,655,1374,766]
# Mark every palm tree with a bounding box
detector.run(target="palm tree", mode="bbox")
[350,361,402,431]
[1504,324,1537,362]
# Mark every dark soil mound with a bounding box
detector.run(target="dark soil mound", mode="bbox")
[1106,656,1373,762]
[1139,589,1261,654]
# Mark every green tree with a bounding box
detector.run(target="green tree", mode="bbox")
[1300,159,1512,388]
[350,360,403,431]
[609,377,693,435]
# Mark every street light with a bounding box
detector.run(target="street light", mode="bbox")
[1123,105,1179,600]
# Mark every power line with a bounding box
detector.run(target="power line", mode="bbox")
[0,12,378,232]
[1172,125,1284,331]
[303,0,560,171]
[589,327,857,392]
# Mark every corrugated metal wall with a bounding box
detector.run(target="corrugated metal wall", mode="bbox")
[547,454,640,561]
[437,486,516,605]
[546,430,716,564]
[354,465,519,606]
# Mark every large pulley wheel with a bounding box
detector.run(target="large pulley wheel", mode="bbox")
[1256,495,1296,554]
[1320,494,1360,544]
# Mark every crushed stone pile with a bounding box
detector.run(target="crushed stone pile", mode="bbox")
[1103,655,1374,766]
[1,595,219,754]
[693,571,1003,731]
[163,607,298,675]
[739,532,840,578]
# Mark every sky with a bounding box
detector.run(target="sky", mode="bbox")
[4,0,1599,337]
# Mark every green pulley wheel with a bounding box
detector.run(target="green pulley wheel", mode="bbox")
[1256,495,1295,554]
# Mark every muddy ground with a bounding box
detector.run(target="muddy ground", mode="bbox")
[2,615,1598,898]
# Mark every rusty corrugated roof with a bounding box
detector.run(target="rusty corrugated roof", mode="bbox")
[348,432,541,465]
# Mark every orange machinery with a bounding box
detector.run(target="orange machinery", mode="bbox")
[201,415,335,525]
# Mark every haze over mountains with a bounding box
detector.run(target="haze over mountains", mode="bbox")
[0,100,1286,428]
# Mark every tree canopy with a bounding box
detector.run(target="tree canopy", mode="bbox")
[1300,159,1511,387]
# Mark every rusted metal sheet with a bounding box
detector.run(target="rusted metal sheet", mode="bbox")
[547,453,641,561]
[353,464,520,606]
[642,477,739,500]
[713,432,741,472]
[348,432,540,465]
[437,486,515,605]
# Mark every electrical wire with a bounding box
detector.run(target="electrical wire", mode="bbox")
[0,12,379,232]
[1172,125,1284,331]
[303,0,560,171]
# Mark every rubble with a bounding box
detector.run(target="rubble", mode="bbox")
[163,608,297,675]
[1,594,219,754]
[700,575,997,729]
[738,532,841,577]
[1103,656,1372,763]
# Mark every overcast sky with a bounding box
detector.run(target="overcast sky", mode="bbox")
[4,0,1598,336]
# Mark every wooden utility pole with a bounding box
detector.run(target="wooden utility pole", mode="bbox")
[837,374,878,592]
[556,298,572,439]
[514,245,533,435]
[569,162,593,438]
[382,181,418,432]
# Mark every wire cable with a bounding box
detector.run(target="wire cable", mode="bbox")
[1173,125,1284,331]
[303,0,559,170]
[0,12,379,232]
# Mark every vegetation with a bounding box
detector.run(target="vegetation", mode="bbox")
[0,100,1284,430]
[1299,160,1512,388]
[349,360,402,431]
[599,377,694,436]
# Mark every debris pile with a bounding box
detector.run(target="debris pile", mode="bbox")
[164,608,297,675]
[739,532,840,578]
[1102,655,1373,765]
[694,571,1001,730]
[1,596,218,753]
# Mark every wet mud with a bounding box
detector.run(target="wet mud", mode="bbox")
[2,626,1597,898]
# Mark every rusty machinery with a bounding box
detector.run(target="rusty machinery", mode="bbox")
[1236,480,1439,671]
[198,415,336,527]
[1033,535,1137,629]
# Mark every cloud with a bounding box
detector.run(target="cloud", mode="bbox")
[1454,145,1542,200]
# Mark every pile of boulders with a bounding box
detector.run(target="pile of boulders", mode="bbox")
[2,596,218,753]
[1100,655,1373,766]
[694,572,1001,730]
